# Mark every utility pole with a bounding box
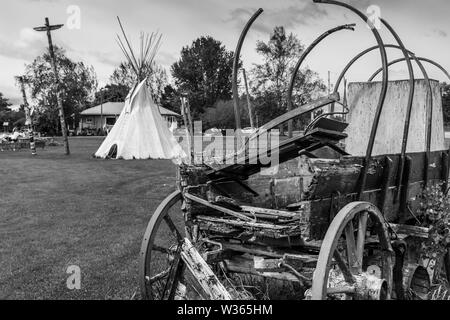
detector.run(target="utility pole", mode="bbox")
[34,17,70,155]
[241,68,255,128]
[100,89,104,135]
[17,76,36,156]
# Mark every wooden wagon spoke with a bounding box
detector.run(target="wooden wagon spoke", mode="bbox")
[168,259,185,300]
[344,222,358,271]
[333,250,356,284]
[163,215,183,241]
[146,268,170,284]
[161,246,183,300]
[356,212,368,273]
[152,244,173,255]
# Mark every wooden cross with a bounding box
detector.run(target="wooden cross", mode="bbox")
[34,18,70,155]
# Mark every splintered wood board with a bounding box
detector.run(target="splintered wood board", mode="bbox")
[345,80,445,156]
[181,238,232,300]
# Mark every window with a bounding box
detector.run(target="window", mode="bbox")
[167,116,176,123]
[106,117,116,126]
[86,117,93,124]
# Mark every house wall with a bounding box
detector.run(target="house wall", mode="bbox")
[80,115,109,130]
[79,115,178,131]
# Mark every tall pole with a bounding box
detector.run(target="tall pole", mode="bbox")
[34,17,70,155]
[241,68,255,128]
[100,89,104,135]
[18,76,36,156]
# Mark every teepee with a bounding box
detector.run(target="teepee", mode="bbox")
[95,19,185,160]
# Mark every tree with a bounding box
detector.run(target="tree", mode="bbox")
[93,84,130,105]
[251,26,326,127]
[0,93,25,131]
[160,84,181,114]
[202,98,250,130]
[171,36,237,118]
[109,61,168,103]
[0,92,11,111]
[24,46,97,135]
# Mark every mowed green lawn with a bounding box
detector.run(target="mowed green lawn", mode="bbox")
[0,137,178,299]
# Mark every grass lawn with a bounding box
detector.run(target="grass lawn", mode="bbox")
[0,137,178,300]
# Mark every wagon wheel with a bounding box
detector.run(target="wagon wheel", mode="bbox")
[311,202,394,300]
[139,190,187,300]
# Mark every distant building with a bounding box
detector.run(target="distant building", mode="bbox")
[79,102,181,133]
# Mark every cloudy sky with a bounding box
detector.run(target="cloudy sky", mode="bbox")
[0,0,449,104]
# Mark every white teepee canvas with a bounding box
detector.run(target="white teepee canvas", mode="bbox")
[95,79,185,160]
[95,18,185,160]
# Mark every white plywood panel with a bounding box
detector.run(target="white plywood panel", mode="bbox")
[345,80,445,156]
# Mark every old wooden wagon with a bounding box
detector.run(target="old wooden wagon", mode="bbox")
[139,0,450,300]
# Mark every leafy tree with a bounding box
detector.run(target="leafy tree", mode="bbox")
[24,46,97,135]
[0,92,11,111]
[109,61,168,103]
[250,26,326,128]
[171,36,238,118]
[202,98,250,130]
[0,93,25,131]
[93,84,130,105]
[160,84,181,114]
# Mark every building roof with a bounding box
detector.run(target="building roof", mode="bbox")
[80,102,181,117]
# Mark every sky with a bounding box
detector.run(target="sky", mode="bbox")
[0,0,449,105]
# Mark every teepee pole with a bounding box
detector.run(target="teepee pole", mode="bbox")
[117,17,140,71]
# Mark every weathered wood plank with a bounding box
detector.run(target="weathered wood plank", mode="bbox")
[180,238,232,300]
[219,242,317,266]
[253,257,282,272]
[240,206,298,218]
[195,215,298,232]
[184,192,252,221]
[346,80,445,156]
[388,224,429,239]
[224,255,301,283]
